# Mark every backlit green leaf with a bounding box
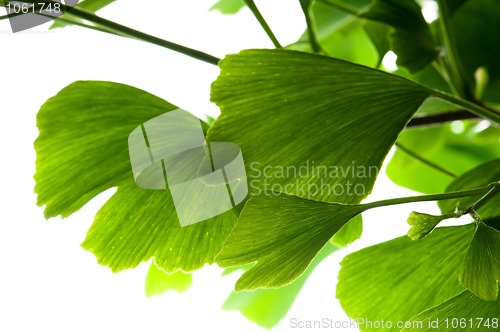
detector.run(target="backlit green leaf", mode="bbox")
[35,81,237,273]
[459,222,500,301]
[337,225,474,332]
[209,49,431,204]
[82,182,237,273]
[216,194,364,290]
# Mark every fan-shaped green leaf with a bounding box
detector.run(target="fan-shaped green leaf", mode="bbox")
[459,222,500,301]
[209,49,431,205]
[337,225,474,332]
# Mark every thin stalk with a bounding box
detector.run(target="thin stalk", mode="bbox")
[363,185,492,210]
[243,0,282,48]
[395,143,457,178]
[432,90,500,125]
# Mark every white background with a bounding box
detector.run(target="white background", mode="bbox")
[0,1,440,331]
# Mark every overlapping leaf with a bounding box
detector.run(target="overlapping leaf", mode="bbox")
[337,225,474,332]
[209,49,432,204]
[35,81,237,273]
[459,222,500,301]
[222,243,338,329]
[216,194,364,290]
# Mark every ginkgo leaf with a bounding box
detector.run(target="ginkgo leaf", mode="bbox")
[145,261,192,297]
[35,81,237,273]
[216,194,364,290]
[331,214,363,247]
[407,211,456,240]
[459,222,500,301]
[209,49,431,205]
[402,291,500,332]
[337,225,474,332]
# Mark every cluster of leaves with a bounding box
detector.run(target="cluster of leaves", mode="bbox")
[28,0,500,330]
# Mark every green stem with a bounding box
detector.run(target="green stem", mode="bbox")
[467,182,500,212]
[5,0,221,65]
[395,143,457,178]
[243,0,282,48]
[362,185,491,211]
[299,0,322,53]
[432,90,500,124]
[317,0,359,15]
[436,0,471,100]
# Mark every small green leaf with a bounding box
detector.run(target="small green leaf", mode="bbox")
[216,194,364,290]
[337,225,474,332]
[210,0,245,14]
[331,214,363,247]
[459,222,500,301]
[145,262,192,297]
[439,158,500,220]
[402,291,500,332]
[209,49,431,204]
[222,243,338,329]
[407,211,456,240]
